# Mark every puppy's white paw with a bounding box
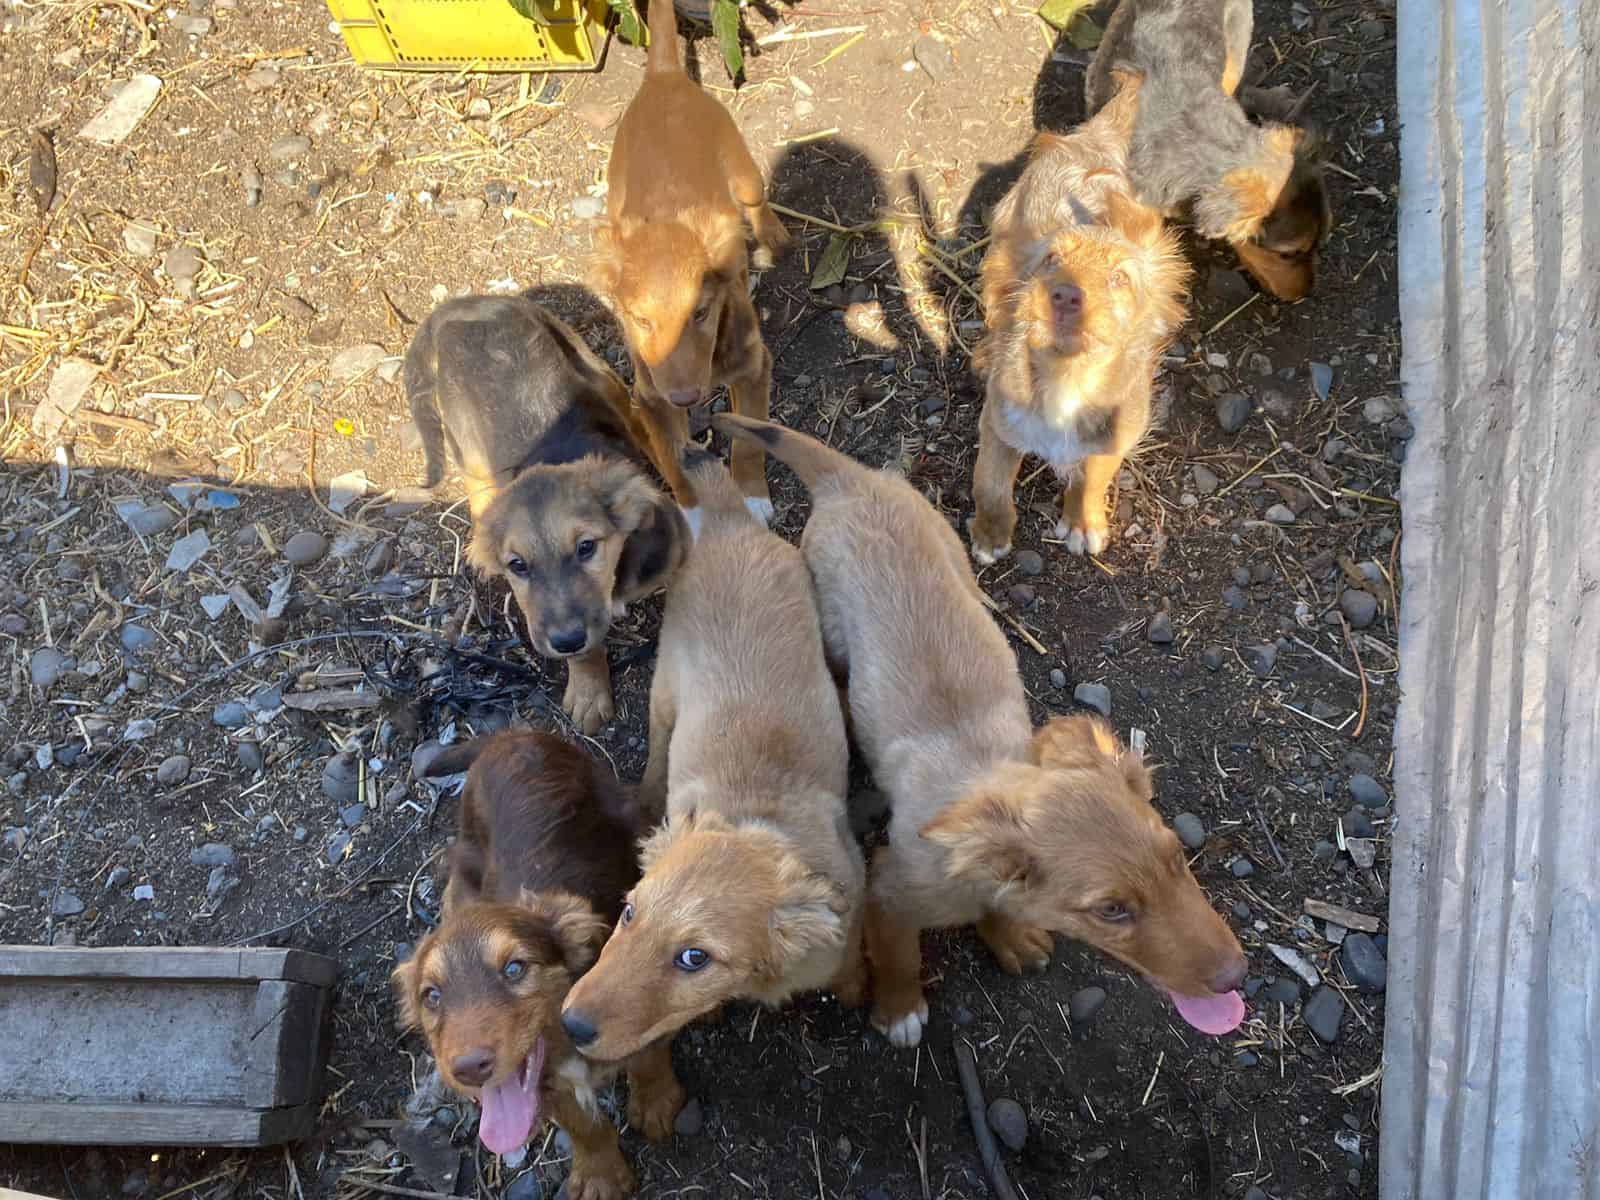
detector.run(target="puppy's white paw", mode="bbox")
[744,495,775,525]
[1056,522,1107,557]
[965,517,1011,565]
[680,506,703,541]
[875,1000,930,1048]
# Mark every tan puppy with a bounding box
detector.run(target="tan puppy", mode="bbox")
[970,78,1190,564]
[591,0,791,523]
[716,414,1248,1049]
[559,449,864,1063]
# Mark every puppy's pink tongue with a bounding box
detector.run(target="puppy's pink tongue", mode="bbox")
[476,1039,546,1156]
[1169,989,1245,1035]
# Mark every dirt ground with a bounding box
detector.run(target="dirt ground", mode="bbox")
[0,0,1403,1197]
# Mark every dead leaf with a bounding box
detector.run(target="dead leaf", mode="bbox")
[28,130,57,216]
[810,233,853,290]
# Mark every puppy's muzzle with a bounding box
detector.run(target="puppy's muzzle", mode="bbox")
[546,626,589,656]
[560,1010,599,1048]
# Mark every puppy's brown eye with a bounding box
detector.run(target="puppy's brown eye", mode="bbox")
[1108,270,1130,290]
[620,902,634,926]
[503,960,526,982]
[1095,902,1133,924]
[575,538,597,563]
[693,302,712,324]
[506,556,529,578]
[632,312,653,333]
[422,985,442,1009]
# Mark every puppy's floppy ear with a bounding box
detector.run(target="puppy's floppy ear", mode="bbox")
[1102,189,1165,249]
[703,212,750,281]
[465,493,508,577]
[520,888,612,975]
[425,737,488,778]
[763,851,846,974]
[920,769,1038,888]
[590,457,663,534]
[390,935,431,1031]
[636,806,724,872]
[1030,715,1152,800]
[588,220,623,298]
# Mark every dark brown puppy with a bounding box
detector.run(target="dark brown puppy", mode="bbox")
[406,295,689,734]
[393,732,684,1200]
[1086,0,1331,300]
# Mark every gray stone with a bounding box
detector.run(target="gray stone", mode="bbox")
[0,613,27,636]
[51,891,85,917]
[1313,838,1339,860]
[132,883,155,901]
[340,802,368,829]
[120,624,158,654]
[1302,985,1345,1043]
[213,701,249,728]
[244,65,281,91]
[953,1005,974,1028]
[1310,361,1334,401]
[1340,932,1387,993]
[1049,668,1066,689]
[172,13,211,35]
[237,740,264,773]
[1008,583,1035,609]
[439,197,488,221]
[1230,857,1256,879]
[569,194,604,220]
[1264,503,1296,525]
[122,222,158,257]
[1173,812,1206,850]
[30,646,72,688]
[269,134,311,161]
[322,751,362,805]
[293,825,308,844]
[985,1098,1028,1153]
[327,830,352,865]
[1068,985,1107,1023]
[1192,464,1219,494]
[673,1096,704,1136]
[364,538,395,576]
[206,865,239,903]
[1260,388,1295,420]
[283,530,329,565]
[155,755,191,787]
[1073,682,1111,717]
[1342,807,1376,839]
[107,865,131,889]
[163,243,201,283]
[1348,774,1389,809]
[912,34,954,83]
[1201,645,1226,672]
[503,1171,544,1200]
[1341,588,1379,629]
[329,343,386,381]
[189,843,234,868]
[1014,549,1044,576]
[1147,611,1174,644]
[1242,644,1277,677]
[1235,1051,1260,1070]
[1215,392,1251,433]
[1231,900,1251,921]
[1222,585,1249,610]
[1263,977,1301,1006]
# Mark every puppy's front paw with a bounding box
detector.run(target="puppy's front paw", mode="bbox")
[1055,520,1108,557]
[966,516,1012,565]
[979,915,1054,975]
[871,996,930,1048]
[562,1157,635,1200]
[563,672,615,736]
[743,495,775,526]
[627,1076,687,1143]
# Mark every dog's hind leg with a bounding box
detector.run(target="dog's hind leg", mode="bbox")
[549,1089,634,1200]
[624,1038,687,1142]
[640,664,678,817]
[967,395,1024,564]
[865,849,930,1048]
[829,900,868,1009]
[404,320,449,488]
[727,143,790,267]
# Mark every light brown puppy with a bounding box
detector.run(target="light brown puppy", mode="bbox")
[560,449,864,1063]
[716,414,1248,1049]
[970,78,1190,564]
[591,0,790,524]
[393,732,685,1200]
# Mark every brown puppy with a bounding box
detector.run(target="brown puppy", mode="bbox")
[560,449,864,1063]
[406,295,689,734]
[1085,0,1332,300]
[716,415,1247,1049]
[970,79,1190,563]
[393,731,685,1200]
[590,0,790,524]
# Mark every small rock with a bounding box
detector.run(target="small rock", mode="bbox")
[364,539,395,576]
[1222,585,1249,611]
[293,824,308,844]
[51,891,85,917]
[1068,985,1107,1023]
[172,13,211,35]
[165,529,211,573]
[1146,611,1174,644]
[0,613,27,636]
[503,1172,543,1200]
[163,243,201,283]
[1269,943,1322,987]
[1235,1051,1260,1070]
[213,701,249,728]
[327,830,352,865]
[322,751,362,805]
[1264,503,1296,525]
[1348,774,1389,809]
[1302,985,1345,1043]
[120,624,158,655]
[133,883,155,901]
[570,194,604,220]
[1192,464,1219,494]
[189,843,235,868]
[985,1098,1028,1153]
[340,802,368,829]
[1008,583,1035,608]
[1230,857,1256,879]
[114,500,177,536]
[1340,932,1387,993]
[1309,361,1334,401]
[30,647,72,688]
[1313,838,1338,860]
[269,134,311,161]
[439,196,488,221]
[1215,392,1251,433]
[1242,644,1277,677]
[1260,388,1295,420]
[122,222,158,257]
[1263,977,1301,1007]
[237,740,265,773]
[1341,589,1379,629]
[1014,549,1044,576]
[912,34,953,83]
[155,755,191,787]
[1201,645,1226,672]
[1173,812,1206,850]
[1341,807,1376,839]
[1049,668,1067,689]
[283,530,329,566]
[107,865,131,889]
[122,1169,148,1196]
[1347,837,1377,869]
[329,343,385,381]
[1073,682,1111,717]
[673,1096,704,1136]
[1231,900,1251,921]
[1364,396,1400,424]
[244,65,281,91]
[953,1005,975,1028]
[206,865,238,903]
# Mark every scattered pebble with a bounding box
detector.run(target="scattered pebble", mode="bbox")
[1146,611,1174,644]
[1231,900,1250,921]
[190,843,235,869]
[952,1005,974,1027]
[163,243,201,284]
[327,830,352,865]
[570,194,604,220]
[122,222,158,257]
[165,529,211,574]
[237,740,265,773]
[30,647,72,688]
[329,343,386,381]
[1173,812,1206,850]
[213,701,249,728]
[1008,583,1035,609]
[241,164,263,207]
[1049,668,1067,689]
[1242,644,1277,677]
[107,865,131,889]
[120,624,158,655]
[1341,807,1376,839]
[1215,392,1251,433]
[1313,838,1338,860]
[1348,774,1389,809]
[52,891,85,917]
[673,1097,703,1136]
[1340,932,1387,993]
[1073,682,1111,717]
[1264,503,1296,525]
[1259,388,1295,420]
[985,1098,1028,1153]
[1068,985,1107,1023]
[1235,1051,1260,1070]
[133,883,155,901]
[155,755,191,787]
[244,65,281,91]
[1201,645,1226,672]
[1347,837,1377,869]
[1268,942,1321,988]
[1309,361,1334,401]
[284,530,329,566]
[1263,977,1301,1007]
[503,1171,543,1200]
[1340,588,1379,629]
[1014,549,1044,576]
[322,751,362,805]
[340,803,368,829]
[1230,857,1256,879]
[1302,985,1345,1043]
[440,196,488,221]
[172,13,211,36]
[269,134,311,161]
[912,34,953,83]
[206,865,238,903]
[1222,585,1249,611]
[1364,395,1400,424]
[1192,464,1219,494]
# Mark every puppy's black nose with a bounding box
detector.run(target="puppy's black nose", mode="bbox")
[1051,283,1083,312]
[1210,954,1248,994]
[547,627,588,655]
[451,1047,496,1087]
[561,1011,598,1048]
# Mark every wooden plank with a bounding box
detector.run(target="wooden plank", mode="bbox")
[0,945,338,986]
[242,981,329,1108]
[1303,897,1383,933]
[0,1100,317,1147]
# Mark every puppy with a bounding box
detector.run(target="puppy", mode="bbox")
[1085,0,1332,300]
[392,731,685,1199]
[406,295,690,734]
[559,450,864,1063]
[716,414,1247,1049]
[590,0,791,525]
[970,79,1190,563]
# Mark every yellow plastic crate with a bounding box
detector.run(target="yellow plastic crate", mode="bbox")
[325,0,614,72]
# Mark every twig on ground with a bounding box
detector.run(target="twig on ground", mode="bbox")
[1336,611,1369,739]
[953,1040,1021,1200]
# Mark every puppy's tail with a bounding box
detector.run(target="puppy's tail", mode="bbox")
[646,0,681,76]
[404,318,449,489]
[712,414,863,498]
[680,443,754,526]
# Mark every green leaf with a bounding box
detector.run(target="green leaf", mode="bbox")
[810,234,852,291]
[608,0,644,44]
[1066,11,1102,49]
[1035,0,1091,31]
[505,0,542,21]
[711,0,744,82]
